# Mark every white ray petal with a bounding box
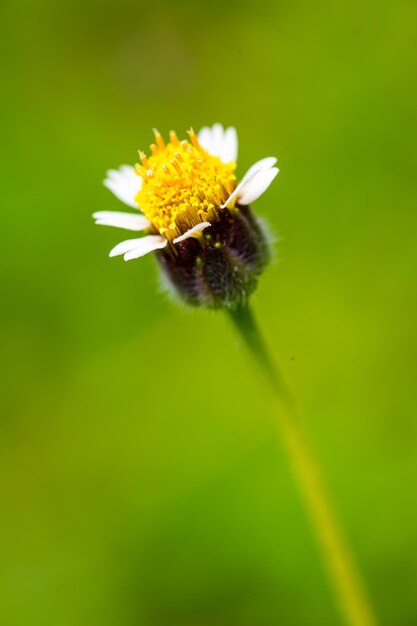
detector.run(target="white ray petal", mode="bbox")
[103,165,142,208]
[197,126,212,152]
[210,123,224,155]
[123,236,167,261]
[173,222,211,244]
[221,157,278,208]
[219,126,238,163]
[198,124,238,164]
[93,211,150,231]
[237,167,279,205]
[241,157,277,182]
[110,238,147,257]
[110,235,166,258]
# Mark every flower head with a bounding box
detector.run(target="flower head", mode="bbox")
[94,124,278,308]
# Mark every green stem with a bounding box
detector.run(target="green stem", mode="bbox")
[228,303,377,626]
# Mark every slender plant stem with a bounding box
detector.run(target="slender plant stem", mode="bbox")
[228,303,377,626]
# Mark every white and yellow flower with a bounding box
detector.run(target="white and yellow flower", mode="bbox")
[94,124,278,261]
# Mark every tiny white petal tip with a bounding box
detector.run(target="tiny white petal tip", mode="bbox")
[238,166,279,206]
[103,165,142,209]
[198,124,238,164]
[93,211,150,231]
[221,156,278,208]
[173,222,211,244]
[109,235,167,260]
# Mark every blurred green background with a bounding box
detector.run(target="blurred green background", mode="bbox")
[1,0,416,624]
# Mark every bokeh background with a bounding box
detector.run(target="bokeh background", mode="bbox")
[1,0,416,624]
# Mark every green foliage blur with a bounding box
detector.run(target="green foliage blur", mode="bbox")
[1,0,416,624]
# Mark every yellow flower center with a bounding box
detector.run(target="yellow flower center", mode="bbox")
[135,129,237,241]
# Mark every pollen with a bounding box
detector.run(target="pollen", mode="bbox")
[134,129,237,241]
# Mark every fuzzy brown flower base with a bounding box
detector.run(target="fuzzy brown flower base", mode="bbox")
[156,204,270,308]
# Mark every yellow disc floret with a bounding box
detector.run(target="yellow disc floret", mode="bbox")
[135,129,237,242]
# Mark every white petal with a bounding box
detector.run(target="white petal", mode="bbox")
[238,167,279,205]
[198,124,238,163]
[211,123,224,154]
[109,235,166,258]
[109,238,148,257]
[103,165,142,208]
[93,211,150,231]
[219,127,238,164]
[221,157,278,208]
[241,157,277,182]
[198,125,217,156]
[173,222,211,244]
[197,126,212,151]
[123,236,167,261]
